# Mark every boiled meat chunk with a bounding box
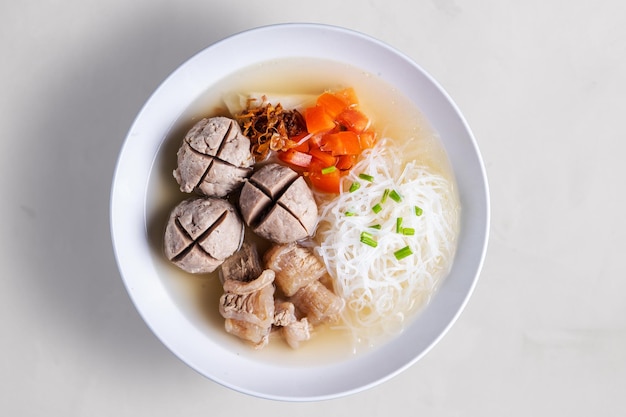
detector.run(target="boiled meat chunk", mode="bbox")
[219,269,275,348]
[264,243,326,296]
[238,163,317,243]
[273,300,311,349]
[173,117,254,197]
[163,197,244,274]
[264,242,344,329]
[290,280,344,325]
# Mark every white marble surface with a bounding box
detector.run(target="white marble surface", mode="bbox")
[1,0,625,415]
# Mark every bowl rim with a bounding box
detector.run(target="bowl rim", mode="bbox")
[110,22,490,401]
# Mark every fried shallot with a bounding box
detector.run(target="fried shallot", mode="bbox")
[235,97,307,160]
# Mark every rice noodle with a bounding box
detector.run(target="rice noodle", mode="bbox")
[314,138,460,346]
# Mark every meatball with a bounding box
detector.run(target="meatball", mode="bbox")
[173,117,254,198]
[238,163,318,243]
[163,197,244,274]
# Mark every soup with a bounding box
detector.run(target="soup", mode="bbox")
[146,57,459,365]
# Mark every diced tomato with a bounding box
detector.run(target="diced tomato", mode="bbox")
[278,149,312,168]
[320,131,362,156]
[309,148,337,167]
[308,134,323,149]
[305,105,335,134]
[358,130,376,149]
[291,88,374,194]
[292,139,310,153]
[308,160,341,194]
[334,87,359,108]
[308,171,340,194]
[282,134,310,153]
[316,92,348,118]
[336,108,369,133]
[336,154,357,170]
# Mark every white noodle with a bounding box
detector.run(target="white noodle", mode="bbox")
[314,138,460,346]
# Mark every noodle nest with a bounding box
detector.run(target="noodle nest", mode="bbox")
[314,138,460,345]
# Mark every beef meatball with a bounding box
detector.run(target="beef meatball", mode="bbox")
[164,197,244,274]
[238,163,318,243]
[173,117,254,198]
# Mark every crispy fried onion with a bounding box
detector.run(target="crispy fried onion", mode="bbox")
[235,97,307,160]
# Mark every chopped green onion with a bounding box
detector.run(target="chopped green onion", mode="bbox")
[381,189,390,204]
[394,246,413,260]
[345,211,356,217]
[360,231,378,247]
[358,173,374,182]
[372,203,382,214]
[361,231,375,240]
[321,165,337,175]
[396,217,403,233]
[389,189,402,203]
[349,182,361,193]
[414,206,423,216]
[401,227,415,236]
[361,237,378,247]
[369,224,382,230]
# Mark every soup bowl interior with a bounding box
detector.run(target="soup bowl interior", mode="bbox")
[110,23,489,401]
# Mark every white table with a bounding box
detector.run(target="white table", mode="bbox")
[1,0,624,415]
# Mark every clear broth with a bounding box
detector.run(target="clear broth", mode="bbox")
[146,57,457,366]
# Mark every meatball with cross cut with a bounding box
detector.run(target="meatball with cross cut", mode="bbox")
[163,197,244,274]
[173,117,254,198]
[238,163,318,243]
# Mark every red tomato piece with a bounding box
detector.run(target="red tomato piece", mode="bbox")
[278,149,312,168]
[336,154,357,170]
[308,172,340,193]
[320,131,362,156]
[336,108,369,133]
[305,105,336,134]
[334,87,359,108]
[309,148,337,167]
[316,92,348,118]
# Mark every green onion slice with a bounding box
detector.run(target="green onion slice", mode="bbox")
[360,231,378,247]
[361,231,375,240]
[396,217,403,233]
[349,182,361,193]
[414,206,423,216]
[381,189,390,204]
[358,173,374,182]
[321,165,337,175]
[401,227,415,236]
[390,189,402,203]
[369,224,382,230]
[394,246,413,260]
[372,203,382,214]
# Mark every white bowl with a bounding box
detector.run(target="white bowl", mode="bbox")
[110,23,489,401]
